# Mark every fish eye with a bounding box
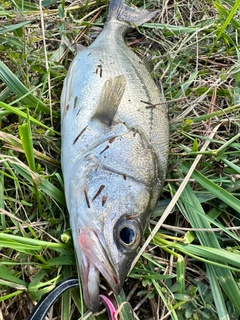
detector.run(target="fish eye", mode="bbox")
[116,219,141,251]
[120,226,135,245]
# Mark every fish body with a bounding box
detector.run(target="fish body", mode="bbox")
[61,0,169,311]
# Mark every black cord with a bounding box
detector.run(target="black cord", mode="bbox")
[28,276,79,320]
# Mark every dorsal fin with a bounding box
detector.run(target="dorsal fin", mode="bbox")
[92,75,126,126]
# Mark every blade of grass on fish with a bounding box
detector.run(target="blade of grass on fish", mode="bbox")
[175,183,240,315]
[0,61,52,115]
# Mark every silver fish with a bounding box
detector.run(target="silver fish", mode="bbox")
[61,0,169,312]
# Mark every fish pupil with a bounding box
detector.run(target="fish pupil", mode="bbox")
[120,227,134,245]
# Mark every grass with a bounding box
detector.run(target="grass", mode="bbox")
[0,0,240,319]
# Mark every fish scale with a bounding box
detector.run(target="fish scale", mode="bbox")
[61,0,169,312]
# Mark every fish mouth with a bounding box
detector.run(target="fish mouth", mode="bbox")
[77,228,121,311]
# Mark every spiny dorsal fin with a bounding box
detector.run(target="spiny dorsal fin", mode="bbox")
[107,0,159,26]
[92,75,126,126]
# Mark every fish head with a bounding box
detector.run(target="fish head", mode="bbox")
[68,171,156,312]
[76,215,142,311]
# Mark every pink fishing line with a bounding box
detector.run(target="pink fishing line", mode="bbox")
[99,294,119,320]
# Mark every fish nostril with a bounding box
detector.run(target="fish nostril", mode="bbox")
[120,227,135,245]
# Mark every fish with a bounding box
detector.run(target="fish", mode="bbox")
[61,0,169,312]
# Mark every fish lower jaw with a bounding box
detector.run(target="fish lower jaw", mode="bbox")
[80,256,121,312]
[77,228,121,311]
[83,264,101,312]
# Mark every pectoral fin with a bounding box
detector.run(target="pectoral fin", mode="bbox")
[92,75,126,126]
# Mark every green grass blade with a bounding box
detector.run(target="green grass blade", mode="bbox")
[175,182,240,314]
[115,290,134,320]
[0,101,58,134]
[0,20,32,33]
[206,264,229,320]
[209,0,240,56]
[213,2,240,29]
[0,61,51,114]
[181,162,240,213]
[0,167,5,230]
[61,266,71,320]
[152,279,179,320]
[18,110,36,172]
[0,265,27,287]
[7,154,65,205]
